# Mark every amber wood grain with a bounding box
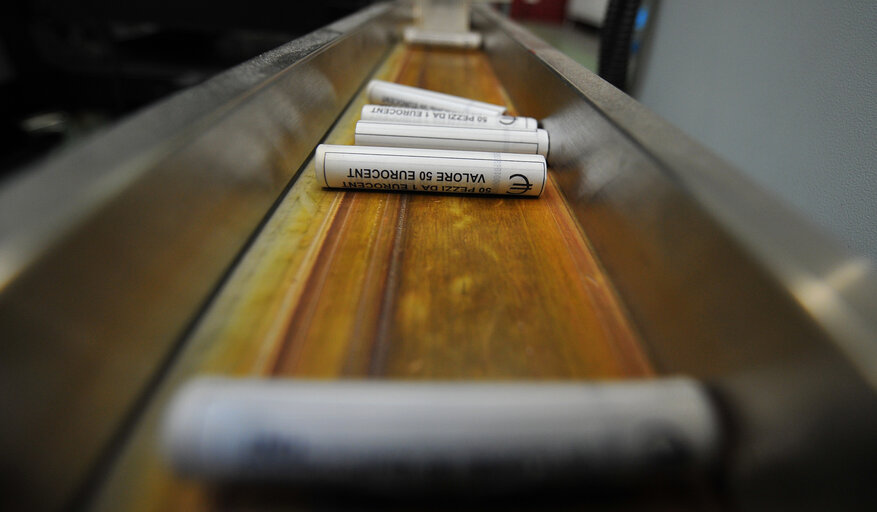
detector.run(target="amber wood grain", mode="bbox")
[90,44,652,512]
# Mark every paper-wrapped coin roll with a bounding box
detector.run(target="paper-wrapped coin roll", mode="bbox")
[355,121,549,157]
[315,144,546,197]
[403,27,482,49]
[360,105,538,131]
[161,378,720,485]
[366,79,506,115]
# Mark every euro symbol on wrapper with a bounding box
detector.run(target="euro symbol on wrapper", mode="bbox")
[507,174,533,195]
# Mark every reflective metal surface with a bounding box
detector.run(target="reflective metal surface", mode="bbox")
[0,5,395,510]
[476,5,877,509]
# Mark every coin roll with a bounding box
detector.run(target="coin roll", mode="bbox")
[403,27,482,49]
[354,121,549,157]
[360,105,538,130]
[366,79,506,115]
[162,378,720,484]
[315,144,546,197]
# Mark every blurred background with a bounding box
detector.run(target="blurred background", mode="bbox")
[1,0,874,260]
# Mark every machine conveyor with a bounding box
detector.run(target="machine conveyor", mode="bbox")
[1,2,875,510]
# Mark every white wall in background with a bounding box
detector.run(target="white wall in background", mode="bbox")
[634,0,877,260]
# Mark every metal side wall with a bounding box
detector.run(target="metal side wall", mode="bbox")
[0,5,397,510]
[475,5,877,510]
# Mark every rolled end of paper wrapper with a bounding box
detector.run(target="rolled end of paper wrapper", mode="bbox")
[518,116,539,131]
[537,129,549,159]
[365,80,378,104]
[161,378,217,477]
[315,144,327,187]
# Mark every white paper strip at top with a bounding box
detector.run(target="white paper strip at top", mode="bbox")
[355,121,549,157]
[360,105,538,130]
[366,79,506,115]
[315,144,546,197]
[162,378,720,483]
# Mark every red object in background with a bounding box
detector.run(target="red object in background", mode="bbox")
[510,0,568,24]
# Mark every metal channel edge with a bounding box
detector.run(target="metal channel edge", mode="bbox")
[475,5,877,509]
[0,4,397,511]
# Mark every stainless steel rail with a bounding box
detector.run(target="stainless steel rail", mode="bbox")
[475,5,877,509]
[0,5,397,510]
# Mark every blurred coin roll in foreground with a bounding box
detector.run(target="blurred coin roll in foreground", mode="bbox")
[354,121,549,157]
[315,144,546,197]
[366,79,506,115]
[161,378,720,485]
[360,104,538,130]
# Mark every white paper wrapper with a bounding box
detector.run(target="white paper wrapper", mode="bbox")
[315,144,546,197]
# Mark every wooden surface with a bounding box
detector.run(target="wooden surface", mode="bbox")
[90,44,653,512]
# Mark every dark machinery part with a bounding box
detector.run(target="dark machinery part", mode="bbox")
[599,0,642,91]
